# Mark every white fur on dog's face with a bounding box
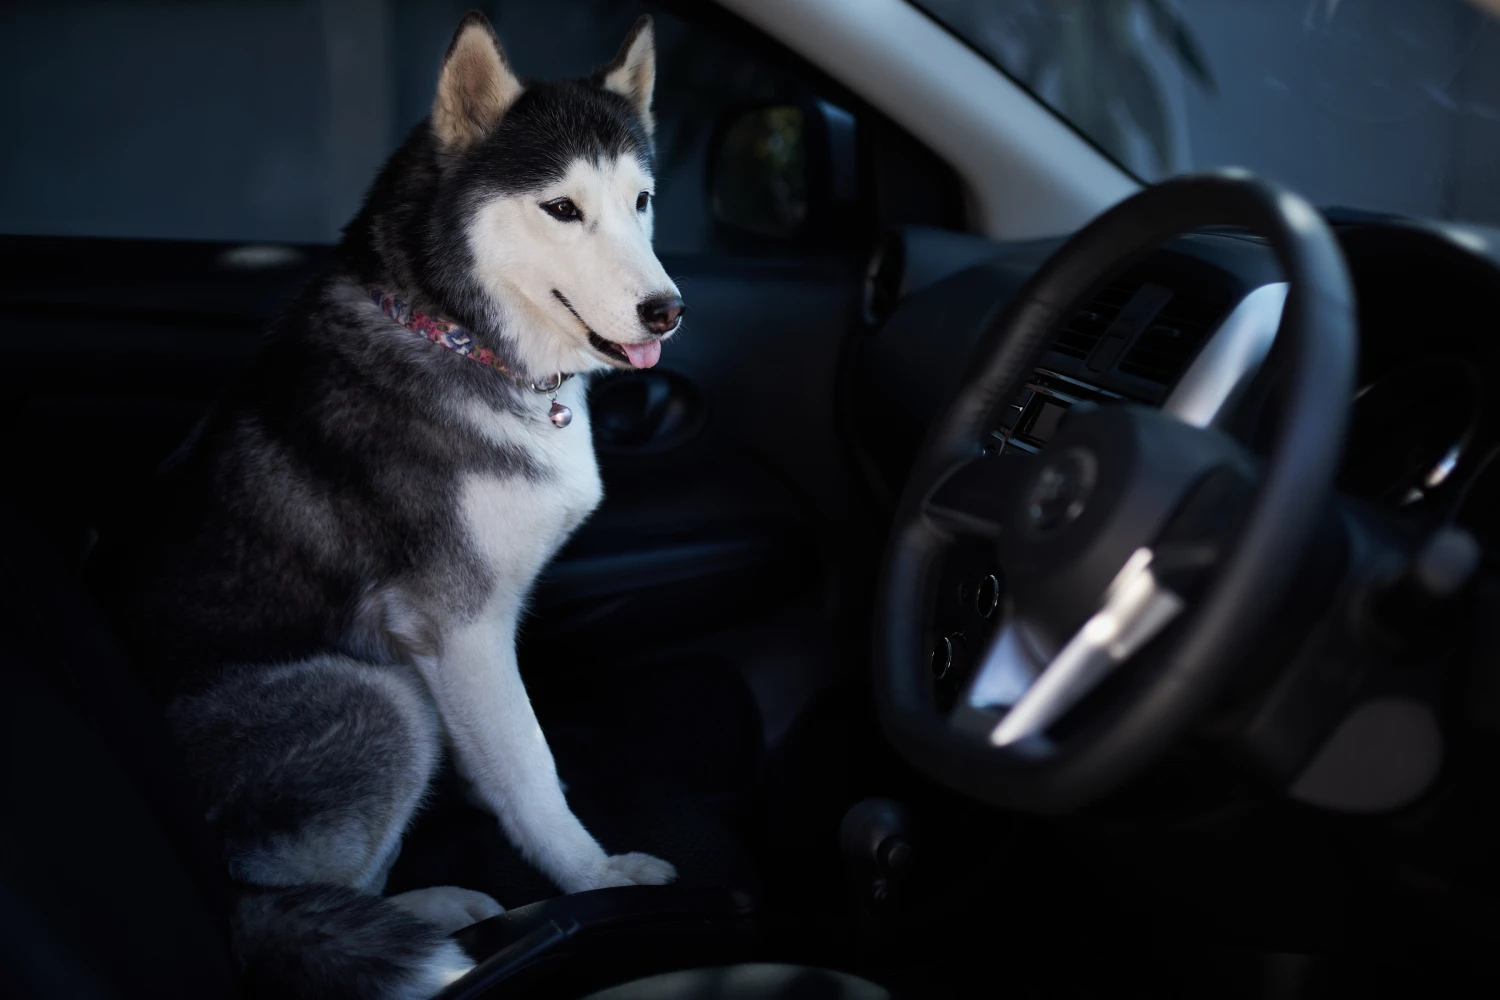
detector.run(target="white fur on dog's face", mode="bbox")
[469,152,679,375]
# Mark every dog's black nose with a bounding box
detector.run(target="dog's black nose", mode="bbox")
[638,294,685,335]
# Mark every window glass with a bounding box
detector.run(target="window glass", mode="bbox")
[0,0,788,251]
[914,0,1500,226]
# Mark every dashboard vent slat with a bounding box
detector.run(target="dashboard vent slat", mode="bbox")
[1051,281,1139,360]
[1117,288,1233,385]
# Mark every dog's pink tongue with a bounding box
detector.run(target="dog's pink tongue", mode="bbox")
[622,340,662,369]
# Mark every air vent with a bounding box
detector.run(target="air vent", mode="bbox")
[1052,281,1139,360]
[1116,288,1233,385]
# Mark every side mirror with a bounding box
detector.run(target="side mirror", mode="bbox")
[710,105,809,239]
[707,99,860,246]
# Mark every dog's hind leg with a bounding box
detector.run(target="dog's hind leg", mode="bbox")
[385,885,506,934]
[168,655,503,930]
[171,655,504,996]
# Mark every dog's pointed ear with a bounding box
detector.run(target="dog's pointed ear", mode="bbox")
[600,15,656,137]
[432,11,523,149]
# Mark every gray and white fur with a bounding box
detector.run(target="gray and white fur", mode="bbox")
[92,12,684,999]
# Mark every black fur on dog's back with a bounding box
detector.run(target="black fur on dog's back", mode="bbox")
[92,276,542,694]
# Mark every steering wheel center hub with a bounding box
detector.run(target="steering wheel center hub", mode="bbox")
[1002,404,1244,648]
[1026,447,1098,534]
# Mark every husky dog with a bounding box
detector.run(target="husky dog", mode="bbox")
[94,12,684,999]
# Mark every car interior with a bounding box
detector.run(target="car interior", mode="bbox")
[4,0,1500,997]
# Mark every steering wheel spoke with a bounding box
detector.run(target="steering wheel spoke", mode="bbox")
[923,448,1033,540]
[965,548,1185,747]
[1150,463,1258,594]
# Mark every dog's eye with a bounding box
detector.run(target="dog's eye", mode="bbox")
[541,198,582,222]
[635,191,651,212]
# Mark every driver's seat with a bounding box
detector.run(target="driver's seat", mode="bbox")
[0,506,887,1000]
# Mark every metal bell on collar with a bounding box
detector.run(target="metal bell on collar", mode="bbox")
[532,371,573,429]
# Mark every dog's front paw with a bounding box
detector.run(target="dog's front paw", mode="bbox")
[563,851,677,892]
[601,851,677,887]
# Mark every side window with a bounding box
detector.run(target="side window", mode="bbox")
[0,0,960,252]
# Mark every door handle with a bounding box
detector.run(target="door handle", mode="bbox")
[591,370,704,454]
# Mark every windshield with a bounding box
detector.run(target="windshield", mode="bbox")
[913,0,1500,226]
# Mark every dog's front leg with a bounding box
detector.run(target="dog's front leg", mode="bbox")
[421,615,676,894]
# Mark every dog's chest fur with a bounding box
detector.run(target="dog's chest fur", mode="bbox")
[458,376,602,605]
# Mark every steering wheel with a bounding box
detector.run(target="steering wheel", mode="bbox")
[875,171,1357,813]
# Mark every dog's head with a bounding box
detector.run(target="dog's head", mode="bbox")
[427,12,682,374]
